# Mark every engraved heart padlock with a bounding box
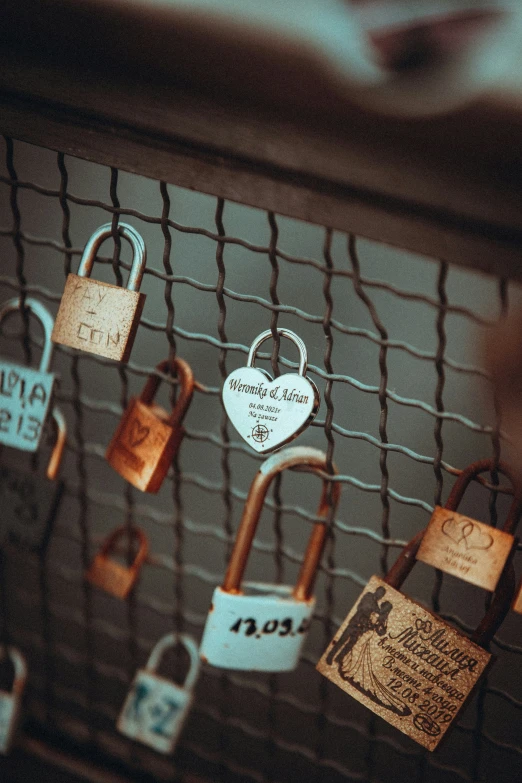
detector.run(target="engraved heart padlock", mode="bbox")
[222,329,320,453]
[1,407,66,551]
[200,446,340,672]
[106,357,194,492]
[0,297,56,451]
[0,645,27,754]
[117,633,200,754]
[416,459,522,592]
[85,525,149,599]
[317,529,515,751]
[52,223,147,362]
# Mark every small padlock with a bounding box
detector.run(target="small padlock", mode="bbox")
[117,633,200,754]
[317,529,515,751]
[1,407,66,551]
[106,357,194,493]
[0,297,56,451]
[0,645,27,754]
[85,525,149,599]
[416,459,521,591]
[200,446,340,672]
[52,223,146,362]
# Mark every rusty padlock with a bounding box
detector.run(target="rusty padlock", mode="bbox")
[52,223,146,362]
[200,446,340,672]
[85,525,149,599]
[317,529,515,751]
[106,357,194,493]
[0,645,27,754]
[0,297,56,451]
[1,407,66,551]
[416,459,521,591]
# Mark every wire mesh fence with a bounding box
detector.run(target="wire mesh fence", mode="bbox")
[0,134,520,783]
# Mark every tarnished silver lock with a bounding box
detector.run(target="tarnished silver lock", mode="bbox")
[200,446,340,672]
[0,297,56,451]
[117,633,200,754]
[0,645,27,754]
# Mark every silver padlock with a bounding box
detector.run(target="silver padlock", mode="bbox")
[200,446,340,672]
[0,298,56,451]
[117,633,200,754]
[0,645,27,754]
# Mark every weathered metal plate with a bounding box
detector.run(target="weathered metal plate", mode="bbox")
[0,361,54,451]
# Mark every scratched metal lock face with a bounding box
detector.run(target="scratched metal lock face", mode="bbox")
[0,361,54,452]
[0,465,63,551]
[0,692,19,754]
[317,576,492,751]
[85,556,137,599]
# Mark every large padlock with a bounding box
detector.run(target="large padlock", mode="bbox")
[0,297,56,451]
[106,357,194,493]
[85,525,149,599]
[1,407,66,551]
[0,645,27,754]
[200,446,340,672]
[117,633,200,754]
[317,529,515,751]
[52,223,146,362]
[416,459,521,591]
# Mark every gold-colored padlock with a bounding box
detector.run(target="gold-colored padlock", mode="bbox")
[52,223,146,362]
[85,525,149,599]
[317,529,515,751]
[105,357,194,493]
[416,459,522,591]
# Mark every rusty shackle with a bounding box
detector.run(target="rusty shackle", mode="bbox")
[222,446,340,602]
[98,525,149,572]
[46,408,67,481]
[140,357,194,426]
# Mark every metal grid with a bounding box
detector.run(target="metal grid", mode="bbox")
[0,134,520,783]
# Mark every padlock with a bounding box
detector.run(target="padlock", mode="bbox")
[317,529,516,751]
[0,297,56,451]
[200,446,340,672]
[1,407,66,551]
[0,645,27,754]
[106,357,194,493]
[416,459,521,591]
[85,525,149,599]
[52,223,146,362]
[117,632,200,754]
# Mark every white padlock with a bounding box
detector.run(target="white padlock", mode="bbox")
[0,645,27,754]
[117,633,200,754]
[0,298,56,452]
[200,446,340,672]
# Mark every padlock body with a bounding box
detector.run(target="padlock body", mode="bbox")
[317,575,492,751]
[52,274,146,362]
[417,506,516,591]
[200,584,315,672]
[0,692,20,754]
[0,465,63,551]
[106,398,183,492]
[85,555,136,599]
[117,670,192,754]
[0,360,54,451]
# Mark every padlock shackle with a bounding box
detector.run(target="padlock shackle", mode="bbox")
[384,528,515,648]
[145,633,200,691]
[77,223,147,292]
[247,329,308,377]
[139,357,194,426]
[46,407,67,481]
[0,297,55,374]
[222,446,340,601]
[98,525,149,571]
[0,645,27,695]
[445,458,522,535]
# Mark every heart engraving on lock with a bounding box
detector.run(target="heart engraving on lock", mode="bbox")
[441,516,493,551]
[222,329,319,453]
[128,419,150,448]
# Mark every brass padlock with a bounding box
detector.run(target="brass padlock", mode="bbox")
[416,459,521,591]
[52,223,146,362]
[1,407,66,551]
[106,357,194,493]
[317,530,515,751]
[85,525,149,599]
[0,297,56,451]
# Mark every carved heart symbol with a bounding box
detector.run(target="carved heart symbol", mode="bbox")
[463,523,494,552]
[441,516,493,551]
[128,419,150,448]
[222,367,319,453]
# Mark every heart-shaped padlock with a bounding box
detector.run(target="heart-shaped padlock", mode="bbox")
[222,329,319,453]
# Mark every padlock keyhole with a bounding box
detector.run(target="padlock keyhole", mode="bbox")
[0,656,15,691]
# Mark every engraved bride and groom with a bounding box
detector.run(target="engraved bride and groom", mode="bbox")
[325,586,411,717]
